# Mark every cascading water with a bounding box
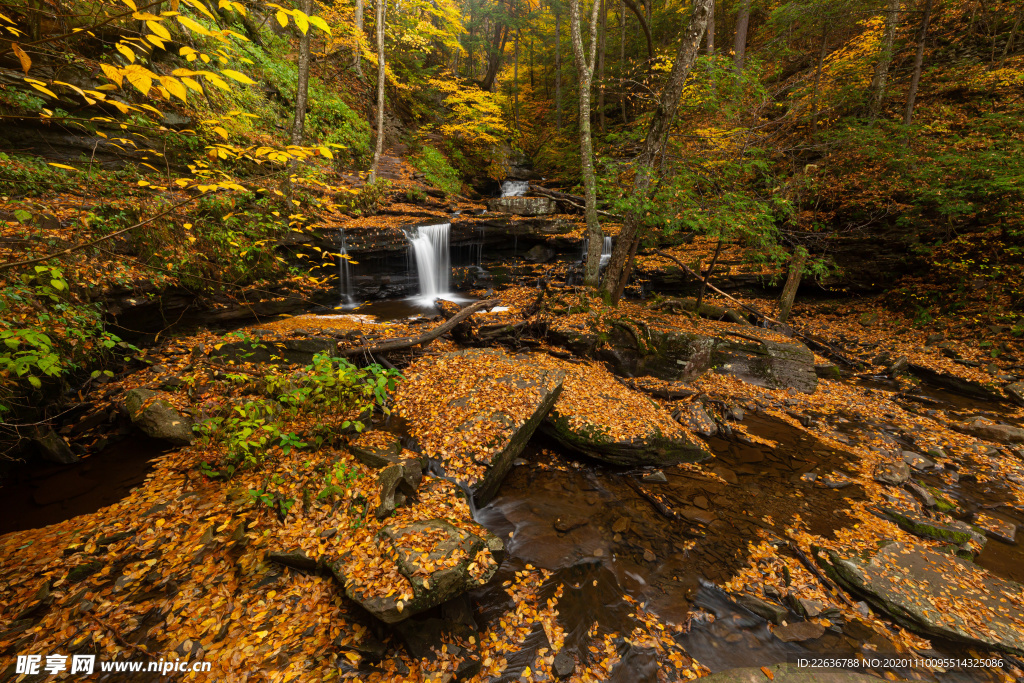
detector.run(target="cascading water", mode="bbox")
[581,235,614,265]
[337,229,355,307]
[406,223,452,302]
[500,180,530,197]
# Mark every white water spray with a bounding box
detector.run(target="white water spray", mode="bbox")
[406,223,452,302]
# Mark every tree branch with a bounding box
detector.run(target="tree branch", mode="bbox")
[336,299,499,356]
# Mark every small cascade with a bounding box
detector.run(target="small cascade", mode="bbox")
[337,229,355,307]
[500,179,530,197]
[406,223,452,301]
[581,235,615,266]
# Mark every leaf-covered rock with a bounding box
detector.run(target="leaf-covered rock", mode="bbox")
[124,388,194,446]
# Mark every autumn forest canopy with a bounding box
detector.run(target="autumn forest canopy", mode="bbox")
[1,0,1024,680]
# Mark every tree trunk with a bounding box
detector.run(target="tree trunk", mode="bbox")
[513,28,520,130]
[733,0,750,71]
[999,7,1023,69]
[621,0,653,58]
[598,0,607,134]
[369,0,386,181]
[695,237,723,309]
[601,0,712,303]
[555,5,563,127]
[869,0,899,118]
[810,28,828,139]
[619,0,628,123]
[481,22,508,91]
[570,0,604,286]
[706,0,715,54]
[353,0,364,77]
[290,0,313,146]
[904,0,933,125]
[777,249,807,323]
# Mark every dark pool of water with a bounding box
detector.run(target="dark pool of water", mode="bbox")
[0,435,168,535]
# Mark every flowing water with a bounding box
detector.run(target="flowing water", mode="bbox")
[500,180,530,197]
[405,223,453,304]
[581,235,614,265]
[337,228,356,308]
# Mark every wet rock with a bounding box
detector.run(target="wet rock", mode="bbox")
[124,388,194,446]
[817,471,853,489]
[902,451,935,470]
[348,431,404,469]
[800,472,818,484]
[904,481,935,507]
[965,419,1024,444]
[641,471,667,483]
[877,507,985,549]
[611,517,630,533]
[680,506,716,525]
[487,196,556,216]
[267,550,318,572]
[907,364,1002,401]
[542,364,709,467]
[734,594,787,624]
[889,355,910,374]
[771,620,825,642]
[553,516,588,532]
[794,597,824,618]
[553,651,575,678]
[375,462,421,519]
[814,364,842,380]
[523,244,556,263]
[396,348,565,506]
[874,460,910,486]
[31,428,78,464]
[343,519,503,624]
[692,495,709,509]
[711,466,739,485]
[699,664,879,682]
[209,335,337,365]
[673,403,717,437]
[974,513,1017,544]
[827,542,1024,654]
[1006,382,1024,407]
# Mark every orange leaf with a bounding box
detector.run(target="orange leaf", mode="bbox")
[760,666,775,680]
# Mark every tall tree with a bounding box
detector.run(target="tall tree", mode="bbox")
[352,0,364,77]
[290,0,314,145]
[620,0,628,123]
[481,19,509,90]
[555,0,563,127]
[598,0,608,134]
[370,0,386,181]
[570,0,604,285]
[602,0,713,302]
[733,0,751,70]
[706,0,715,54]
[777,248,807,323]
[904,0,933,124]
[869,0,900,118]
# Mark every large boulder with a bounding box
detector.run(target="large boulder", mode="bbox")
[394,348,565,505]
[550,318,818,394]
[487,196,556,216]
[124,388,194,446]
[536,356,710,466]
[336,519,503,624]
[827,542,1024,654]
[965,418,1024,444]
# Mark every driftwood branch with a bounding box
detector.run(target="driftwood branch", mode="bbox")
[528,186,622,219]
[336,299,499,356]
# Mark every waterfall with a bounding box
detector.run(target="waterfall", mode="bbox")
[337,229,355,307]
[582,235,614,265]
[406,223,452,301]
[500,180,530,197]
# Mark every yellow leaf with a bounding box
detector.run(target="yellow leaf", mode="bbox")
[276,10,288,27]
[182,0,216,20]
[205,74,230,90]
[48,163,78,171]
[147,20,171,40]
[318,146,333,159]
[177,14,213,36]
[138,180,150,186]
[229,1,246,16]
[293,10,309,34]
[123,65,154,95]
[220,69,255,84]
[161,76,187,102]
[28,82,58,98]
[100,63,123,87]
[146,34,166,49]
[116,43,136,62]
[11,43,30,74]
[122,0,137,10]
[213,126,229,140]
[181,77,204,93]
[308,15,330,34]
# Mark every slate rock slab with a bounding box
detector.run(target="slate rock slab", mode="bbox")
[827,541,1024,654]
[124,388,194,446]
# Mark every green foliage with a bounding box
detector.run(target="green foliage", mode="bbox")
[410,145,463,196]
[307,85,372,170]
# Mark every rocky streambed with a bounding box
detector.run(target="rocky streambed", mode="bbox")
[2,287,1024,682]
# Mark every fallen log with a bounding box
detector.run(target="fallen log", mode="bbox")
[337,299,499,356]
[527,186,623,219]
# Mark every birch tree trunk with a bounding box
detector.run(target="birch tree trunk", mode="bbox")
[598,0,607,134]
[353,0,364,77]
[369,0,386,181]
[555,4,563,127]
[601,0,713,303]
[869,0,899,118]
[904,0,933,125]
[290,0,313,145]
[706,0,715,54]
[569,0,604,286]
